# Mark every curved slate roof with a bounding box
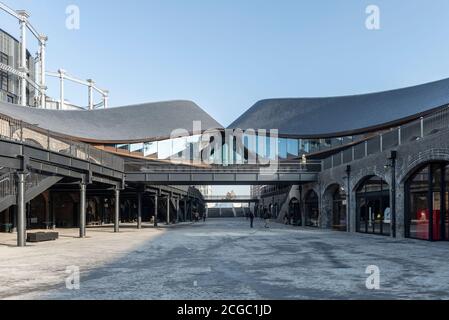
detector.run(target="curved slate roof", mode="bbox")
[229,78,449,138]
[0,100,223,143]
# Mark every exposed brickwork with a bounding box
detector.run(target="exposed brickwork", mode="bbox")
[314,129,449,240]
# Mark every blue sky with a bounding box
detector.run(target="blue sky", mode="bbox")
[3,0,449,196]
[3,0,449,126]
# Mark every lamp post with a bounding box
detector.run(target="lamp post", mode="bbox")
[345,165,351,233]
[385,151,397,238]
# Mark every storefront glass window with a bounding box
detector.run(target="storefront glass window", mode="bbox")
[356,176,390,236]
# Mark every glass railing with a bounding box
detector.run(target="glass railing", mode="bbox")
[323,106,449,170]
[0,114,124,172]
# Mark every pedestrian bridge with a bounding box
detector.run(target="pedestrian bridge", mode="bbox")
[203,196,259,203]
[125,161,321,185]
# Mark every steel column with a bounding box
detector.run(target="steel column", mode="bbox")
[166,196,170,225]
[79,183,87,238]
[103,91,109,109]
[175,198,180,222]
[137,192,142,229]
[18,11,29,107]
[88,79,94,110]
[59,69,65,110]
[39,35,47,108]
[154,195,158,227]
[114,188,120,233]
[17,172,26,247]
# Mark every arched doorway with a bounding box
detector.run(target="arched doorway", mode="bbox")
[52,193,77,228]
[28,194,46,229]
[405,162,449,241]
[332,187,347,231]
[288,198,301,226]
[305,190,319,227]
[356,176,391,236]
[273,203,279,219]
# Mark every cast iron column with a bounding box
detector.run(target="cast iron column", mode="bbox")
[166,196,170,225]
[137,192,142,230]
[154,194,158,227]
[79,183,87,238]
[175,198,180,223]
[114,188,120,233]
[17,172,26,247]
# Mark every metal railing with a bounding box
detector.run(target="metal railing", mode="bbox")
[0,172,14,199]
[203,195,256,201]
[323,105,449,170]
[0,114,124,172]
[125,160,323,174]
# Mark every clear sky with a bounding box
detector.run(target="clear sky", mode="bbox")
[3,0,449,196]
[3,0,449,126]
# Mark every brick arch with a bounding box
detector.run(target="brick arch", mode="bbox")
[398,149,449,184]
[322,181,345,198]
[321,183,345,229]
[351,170,390,193]
[301,186,320,202]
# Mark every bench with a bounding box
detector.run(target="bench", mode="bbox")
[27,232,59,243]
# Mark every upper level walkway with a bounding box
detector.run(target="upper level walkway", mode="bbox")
[0,110,322,187]
[125,160,321,185]
[0,114,124,187]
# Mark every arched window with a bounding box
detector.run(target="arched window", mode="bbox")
[332,187,347,231]
[288,198,301,226]
[406,163,449,241]
[356,176,390,236]
[305,190,319,227]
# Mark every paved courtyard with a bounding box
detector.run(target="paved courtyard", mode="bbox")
[1,218,449,300]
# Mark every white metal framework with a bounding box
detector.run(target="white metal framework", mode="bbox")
[0,1,109,110]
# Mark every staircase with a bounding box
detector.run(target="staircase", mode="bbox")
[0,173,62,213]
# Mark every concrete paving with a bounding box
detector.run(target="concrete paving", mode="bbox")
[1,219,448,300]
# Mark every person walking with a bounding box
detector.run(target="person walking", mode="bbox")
[249,210,255,229]
[264,207,270,229]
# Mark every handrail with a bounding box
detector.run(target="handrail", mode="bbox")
[203,195,256,200]
[126,160,322,174]
[323,105,449,170]
[0,113,124,172]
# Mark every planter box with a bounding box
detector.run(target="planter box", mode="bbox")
[26,232,59,243]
